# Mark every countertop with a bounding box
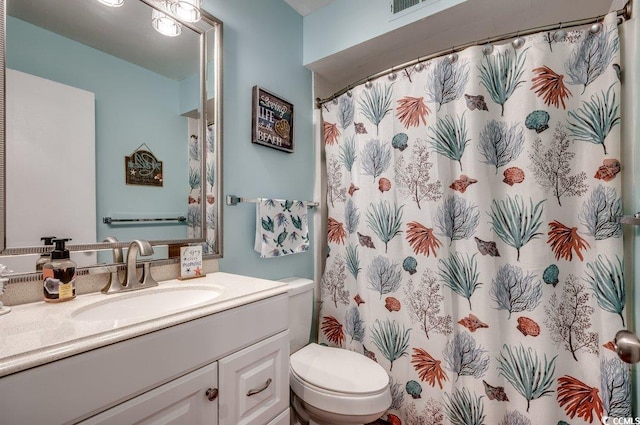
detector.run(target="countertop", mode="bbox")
[0,272,288,378]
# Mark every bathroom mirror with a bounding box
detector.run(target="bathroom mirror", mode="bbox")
[0,0,222,275]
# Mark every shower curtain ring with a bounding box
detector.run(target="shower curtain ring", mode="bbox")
[553,23,566,42]
[388,68,398,81]
[512,32,525,49]
[482,41,494,55]
[447,49,458,63]
[590,20,603,34]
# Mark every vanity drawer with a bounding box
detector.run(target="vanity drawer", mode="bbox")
[218,331,289,425]
[78,362,218,425]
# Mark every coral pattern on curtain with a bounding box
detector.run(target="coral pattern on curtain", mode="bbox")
[187,122,217,254]
[319,12,630,425]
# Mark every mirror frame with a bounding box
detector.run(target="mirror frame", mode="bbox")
[0,0,223,279]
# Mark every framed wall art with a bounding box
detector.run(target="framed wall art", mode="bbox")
[251,86,294,153]
[125,143,163,186]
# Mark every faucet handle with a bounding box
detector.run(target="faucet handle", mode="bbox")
[95,265,124,294]
[102,271,125,294]
[142,262,158,288]
[103,236,124,263]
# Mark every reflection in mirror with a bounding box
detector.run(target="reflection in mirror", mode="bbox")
[1,0,222,274]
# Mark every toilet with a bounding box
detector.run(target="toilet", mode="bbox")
[282,277,392,425]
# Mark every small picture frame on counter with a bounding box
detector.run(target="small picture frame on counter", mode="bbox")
[179,245,205,280]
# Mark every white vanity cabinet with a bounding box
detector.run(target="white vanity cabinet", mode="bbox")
[0,293,290,425]
[81,331,290,425]
[218,331,289,425]
[79,362,220,425]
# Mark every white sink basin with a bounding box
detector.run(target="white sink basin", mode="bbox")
[71,286,224,323]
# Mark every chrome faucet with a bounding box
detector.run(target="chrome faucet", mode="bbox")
[100,239,158,294]
[101,236,124,294]
[103,236,123,263]
[123,240,157,290]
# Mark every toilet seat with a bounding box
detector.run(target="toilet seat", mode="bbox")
[289,344,391,416]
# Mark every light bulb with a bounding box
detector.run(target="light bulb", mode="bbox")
[170,0,202,23]
[152,9,182,37]
[97,0,124,7]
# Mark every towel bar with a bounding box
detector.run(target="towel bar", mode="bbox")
[226,195,318,208]
[103,216,187,224]
[620,213,640,225]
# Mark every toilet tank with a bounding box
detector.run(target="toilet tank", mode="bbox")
[280,277,314,354]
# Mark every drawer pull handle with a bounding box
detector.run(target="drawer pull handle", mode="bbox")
[205,388,219,401]
[247,378,272,396]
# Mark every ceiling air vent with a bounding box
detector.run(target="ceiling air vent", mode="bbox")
[391,0,421,14]
[391,0,445,18]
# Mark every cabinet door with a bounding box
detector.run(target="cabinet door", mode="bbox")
[218,331,289,425]
[79,362,218,425]
[266,409,290,425]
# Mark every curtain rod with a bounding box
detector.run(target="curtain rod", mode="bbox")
[315,1,632,108]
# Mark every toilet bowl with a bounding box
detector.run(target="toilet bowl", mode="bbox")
[281,277,391,425]
[290,343,391,425]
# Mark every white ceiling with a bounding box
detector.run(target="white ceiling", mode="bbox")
[298,0,623,99]
[8,0,210,81]
[284,0,334,16]
[13,0,623,94]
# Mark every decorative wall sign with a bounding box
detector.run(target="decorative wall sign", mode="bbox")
[179,245,204,280]
[251,86,294,153]
[125,143,163,186]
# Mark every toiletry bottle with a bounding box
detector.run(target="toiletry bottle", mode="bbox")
[43,238,76,303]
[35,236,56,271]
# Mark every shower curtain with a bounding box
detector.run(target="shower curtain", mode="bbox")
[319,12,630,425]
[187,122,217,254]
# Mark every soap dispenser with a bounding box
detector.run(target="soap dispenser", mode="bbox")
[35,236,56,271]
[43,238,77,303]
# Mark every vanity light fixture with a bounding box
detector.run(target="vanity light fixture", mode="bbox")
[170,0,202,23]
[96,0,124,7]
[151,3,182,37]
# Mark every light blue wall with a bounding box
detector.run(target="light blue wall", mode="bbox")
[202,0,314,280]
[180,72,200,115]
[7,17,190,243]
[302,0,466,65]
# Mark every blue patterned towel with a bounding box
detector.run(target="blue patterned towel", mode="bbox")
[254,199,310,258]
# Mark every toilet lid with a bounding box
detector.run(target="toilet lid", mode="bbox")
[290,343,389,394]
